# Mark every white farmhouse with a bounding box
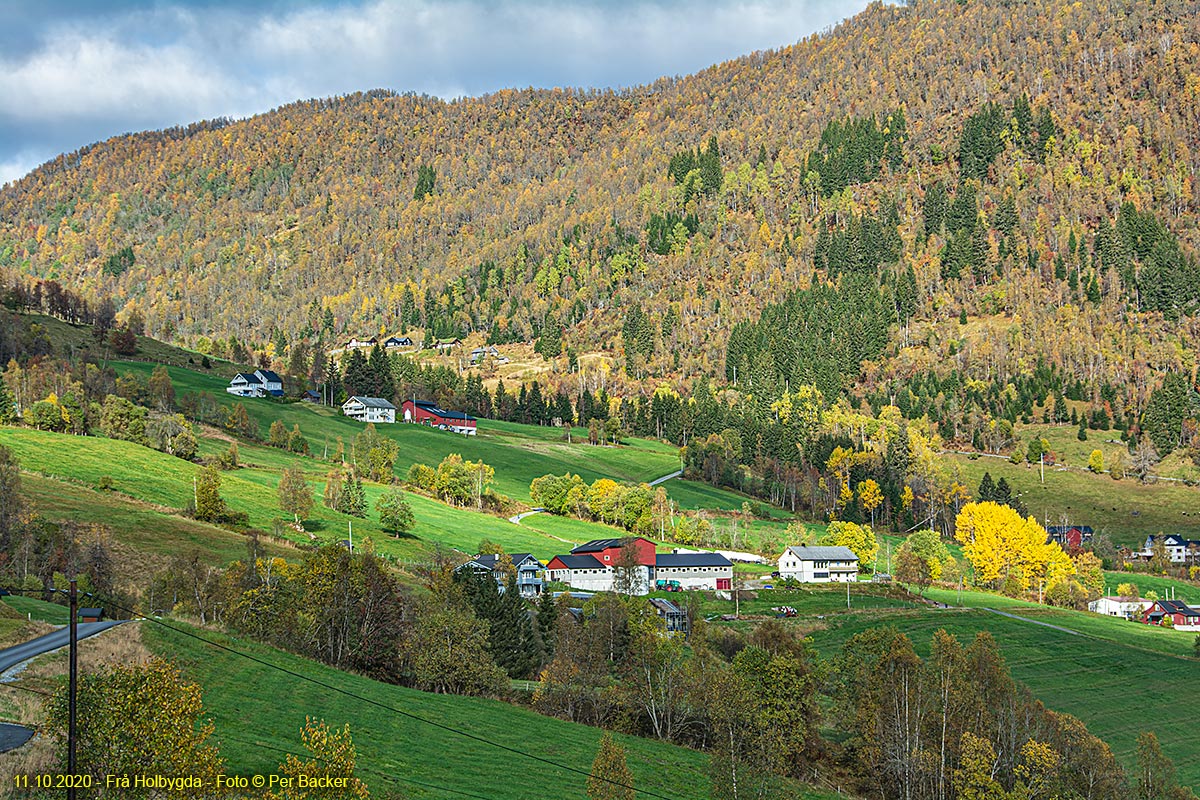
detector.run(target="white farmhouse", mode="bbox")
[226,369,283,398]
[778,545,859,583]
[1088,596,1153,620]
[341,396,396,424]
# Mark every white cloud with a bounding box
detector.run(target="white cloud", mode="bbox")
[0,152,44,187]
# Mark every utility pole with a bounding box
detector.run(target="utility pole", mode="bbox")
[1040,452,1045,484]
[68,579,78,800]
[348,520,353,554]
[846,576,851,609]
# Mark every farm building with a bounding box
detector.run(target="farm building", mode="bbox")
[401,399,477,435]
[1046,525,1093,549]
[654,551,733,591]
[1088,596,1153,620]
[546,538,732,594]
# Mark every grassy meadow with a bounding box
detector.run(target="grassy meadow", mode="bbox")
[799,587,1200,789]
[134,622,842,800]
[944,450,1200,547]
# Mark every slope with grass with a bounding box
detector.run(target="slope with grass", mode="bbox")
[944,451,1200,548]
[136,622,840,800]
[0,427,603,567]
[802,589,1200,788]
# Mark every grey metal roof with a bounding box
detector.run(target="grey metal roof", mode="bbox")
[656,553,732,568]
[471,553,543,570]
[649,598,683,615]
[572,538,626,553]
[346,396,395,409]
[783,545,859,562]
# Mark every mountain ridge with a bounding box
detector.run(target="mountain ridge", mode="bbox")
[2,0,1199,407]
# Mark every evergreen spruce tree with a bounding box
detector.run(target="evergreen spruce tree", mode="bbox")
[367,344,394,399]
[342,349,371,397]
[536,591,559,665]
[0,378,17,425]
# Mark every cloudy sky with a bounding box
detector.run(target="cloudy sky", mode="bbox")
[0,0,868,186]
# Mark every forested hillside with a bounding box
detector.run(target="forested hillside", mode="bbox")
[3,0,1200,413]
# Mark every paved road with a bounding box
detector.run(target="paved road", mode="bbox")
[508,508,548,524]
[0,622,124,754]
[0,722,34,753]
[647,470,683,486]
[0,621,126,674]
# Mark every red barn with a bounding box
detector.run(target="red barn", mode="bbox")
[1046,525,1094,550]
[401,399,477,435]
[570,537,657,566]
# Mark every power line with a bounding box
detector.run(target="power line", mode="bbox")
[98,599,687,800]
[219,734,497,800]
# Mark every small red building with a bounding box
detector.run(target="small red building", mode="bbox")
[401,399,477,435]
[1046,525,1093,550]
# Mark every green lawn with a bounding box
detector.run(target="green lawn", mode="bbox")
[140,622,839,800]
[113,360,685,503]
[1,427,626,570]
[1099,572,1197,604]
[805,599,1200,788]
[2,595,71,625]
[18,472,284,574]
[699,584,918,618]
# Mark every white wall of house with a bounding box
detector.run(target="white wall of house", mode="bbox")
[226,384,262,397]
[1088,597,1152,619]
[342,401,395,424]
[548,566,652,595]
[655,565,733,590]
[778,554,858,583]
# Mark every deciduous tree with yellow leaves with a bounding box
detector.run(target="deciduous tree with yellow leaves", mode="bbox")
[954,501,1073,593]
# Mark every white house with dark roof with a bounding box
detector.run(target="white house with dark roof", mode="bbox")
[226,369,284,398]
[456,553,545,598]
[384,336,413,350]
[1135,534,1200,564]
[1089,596,1153,620]
[778,545,859,583]
[341,396,396,424]
[345,336,377,350]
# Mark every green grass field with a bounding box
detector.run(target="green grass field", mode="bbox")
[803,591,1200,788]
[945,451,1200,547]
[1,427,622,568]
[139,622,839,800]
[1,595,71,625]
[113,360,685,500]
